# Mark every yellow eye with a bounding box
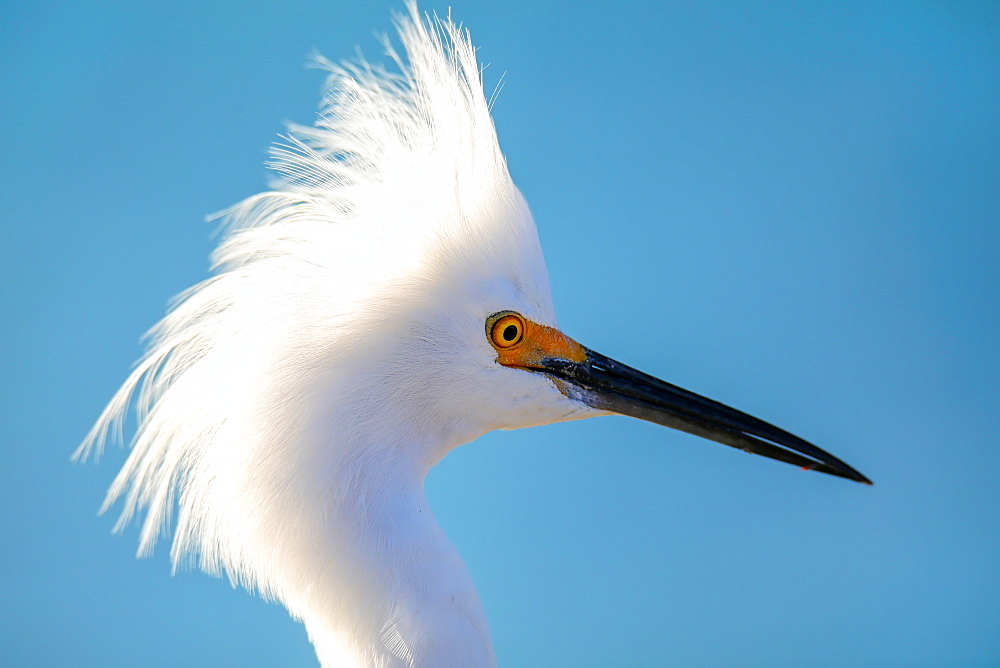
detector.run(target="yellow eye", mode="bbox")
[488,312,524,348]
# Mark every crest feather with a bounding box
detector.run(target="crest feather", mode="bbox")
[75,1,515,570]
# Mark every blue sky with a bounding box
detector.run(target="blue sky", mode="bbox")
[2,1,998,666]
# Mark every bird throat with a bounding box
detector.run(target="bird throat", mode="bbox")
[287,426,497,667]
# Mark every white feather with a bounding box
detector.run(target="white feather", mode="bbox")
[77,3,594,666]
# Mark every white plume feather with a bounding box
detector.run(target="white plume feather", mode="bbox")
[79,1,498,561]
[76,4,573,664]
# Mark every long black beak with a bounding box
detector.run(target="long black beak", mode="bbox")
[540,348,871,484]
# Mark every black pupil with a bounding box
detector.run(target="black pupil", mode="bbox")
[502,324,518,342]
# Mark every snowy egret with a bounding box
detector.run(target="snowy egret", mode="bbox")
[78,4,870,666]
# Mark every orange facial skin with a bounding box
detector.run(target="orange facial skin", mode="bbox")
[487,311,588,369]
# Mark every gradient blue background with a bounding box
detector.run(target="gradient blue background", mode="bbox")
[3,2,998,666]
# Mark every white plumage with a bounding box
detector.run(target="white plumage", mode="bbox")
[78,3,869,666]
[78,5,588,665]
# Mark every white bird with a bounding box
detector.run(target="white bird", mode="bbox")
[77,4,870,666]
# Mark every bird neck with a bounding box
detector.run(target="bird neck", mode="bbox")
[289,423,496,667]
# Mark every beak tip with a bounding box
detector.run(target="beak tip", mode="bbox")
[843,467,874,486]
[807,463,872,485]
